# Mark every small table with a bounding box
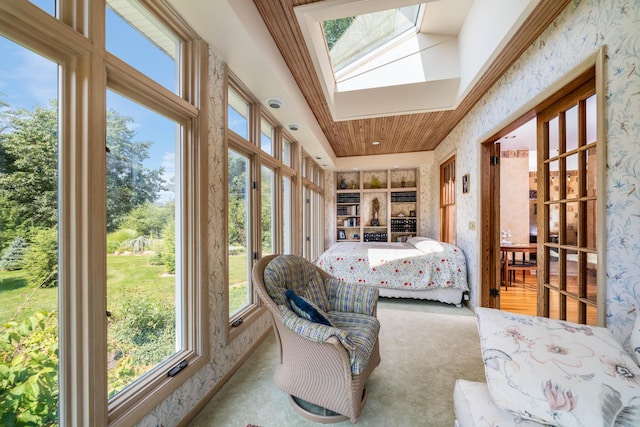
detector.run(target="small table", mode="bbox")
[500,243,537,288]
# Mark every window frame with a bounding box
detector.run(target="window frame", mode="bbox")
[0,1,209,425]
[225,71,311,339]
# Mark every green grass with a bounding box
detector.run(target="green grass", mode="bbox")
[228,254,248,285]
[0,255,174,325]
[228,254,249,314]
[2,253,253,324]
[0,269,58,324]
[106,254,175,312]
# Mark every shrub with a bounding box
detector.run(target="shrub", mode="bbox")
[108,296,175,370]
[0,311,58,426]
[148,221,175,274]
[0,236,29,271]
[107,228,137,254]
[22,228,58,288]
[120,235,154,253]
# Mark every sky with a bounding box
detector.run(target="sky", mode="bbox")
[0,0,176,192]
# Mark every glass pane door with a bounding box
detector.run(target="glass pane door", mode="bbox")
[539,87,598,325]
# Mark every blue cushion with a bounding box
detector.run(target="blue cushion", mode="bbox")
[286,289,333,326]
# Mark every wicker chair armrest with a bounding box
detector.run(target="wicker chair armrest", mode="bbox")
[325,278,379,316]
[279,307,355,351]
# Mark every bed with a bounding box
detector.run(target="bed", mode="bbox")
[316,236,469,305]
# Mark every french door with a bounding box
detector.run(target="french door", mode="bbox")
[537,75,600,325]
[439,156,456,244]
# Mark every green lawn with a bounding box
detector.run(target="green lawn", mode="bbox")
[1,253,252,324]
[0,255,175,325]
[0,269,58,324]
[228,254,249,314]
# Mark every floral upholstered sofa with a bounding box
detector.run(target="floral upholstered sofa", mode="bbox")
[454,308,640,426]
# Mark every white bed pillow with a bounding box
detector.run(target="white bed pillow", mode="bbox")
[476,307,640,426]
[406,236,429,246]
[407,236,450,254]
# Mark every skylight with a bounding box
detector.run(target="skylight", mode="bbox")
[296,0,536,121]
[322,5,422,77]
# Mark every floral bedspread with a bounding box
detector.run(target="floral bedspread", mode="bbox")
[476,307,640,426]
[316,237,468,291]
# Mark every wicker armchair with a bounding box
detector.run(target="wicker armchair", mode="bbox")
[252,254,381,423]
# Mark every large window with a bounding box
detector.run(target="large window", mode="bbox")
[0,36,60,426]
[226,75,318,332]
[105,90,182,398]
[0,1,207,425]
[227,148,252,315]
[302,152,325,260]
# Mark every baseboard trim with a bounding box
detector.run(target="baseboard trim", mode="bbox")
[177,327,273,427]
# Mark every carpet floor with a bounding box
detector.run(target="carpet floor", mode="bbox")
[188,298,486,427]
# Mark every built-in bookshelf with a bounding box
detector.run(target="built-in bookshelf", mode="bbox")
[335,168,419,243]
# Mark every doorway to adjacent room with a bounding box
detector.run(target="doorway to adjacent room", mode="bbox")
[480,62,605,326]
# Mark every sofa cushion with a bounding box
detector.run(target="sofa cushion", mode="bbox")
[476,307,640,426]
[631,314,640,366]
[453,380,550,427]
[328,311,380,375]
[286,289,333,327]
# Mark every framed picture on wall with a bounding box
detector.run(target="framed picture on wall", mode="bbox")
[462,174,469,193]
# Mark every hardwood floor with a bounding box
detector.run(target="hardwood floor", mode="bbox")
[498,270,598,325]
[499,271,538,317]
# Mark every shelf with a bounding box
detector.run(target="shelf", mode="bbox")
[334,168,418,243]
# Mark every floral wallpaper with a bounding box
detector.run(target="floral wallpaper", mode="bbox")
[432,0,640,349]
[135,48,272,427]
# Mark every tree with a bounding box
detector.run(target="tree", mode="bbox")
[119,201,174,238]
[227,153,248,247]
[0,102,58,249]
[0,101,167,245]
[322,17,355,50]
[106,110,166,232]
[22,227,58,288]
[0,236,29,271]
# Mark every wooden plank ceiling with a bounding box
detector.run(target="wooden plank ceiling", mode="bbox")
[253,0,570,158]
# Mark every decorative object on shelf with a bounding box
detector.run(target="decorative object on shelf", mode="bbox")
[409,210,416,217]
[351,182,357,189]
[339,178,347,189]
[401,180,405,188]
[338,229,346,240]
[370,197,380,226]
[462,174,470,193]
[371,176,380,188]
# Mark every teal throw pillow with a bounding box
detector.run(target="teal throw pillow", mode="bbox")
[285,289,333,327]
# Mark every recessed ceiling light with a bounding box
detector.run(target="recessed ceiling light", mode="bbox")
[288,123,300,131]
[315,156,322,160]
[372,141,380,145]
[266,98,283,109]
